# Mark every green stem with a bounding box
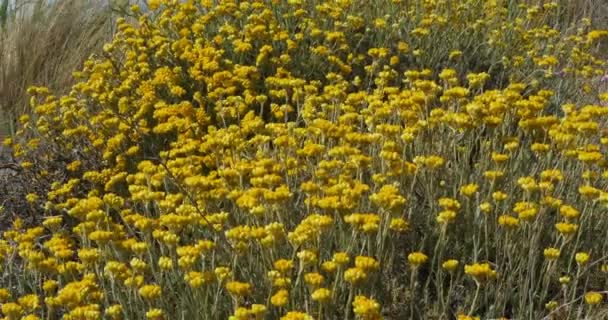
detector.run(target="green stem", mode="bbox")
[344,286,354,320]
[469,282,481,316]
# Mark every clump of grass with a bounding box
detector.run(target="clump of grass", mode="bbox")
[0,0,118,137]
[559,0,608,30]
[0,0,9,27]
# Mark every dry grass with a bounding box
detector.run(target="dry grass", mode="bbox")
[561,0,608,27]
[0,0,119,137]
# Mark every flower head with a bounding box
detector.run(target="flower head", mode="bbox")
[442,259,459,272]
[465,263,497,282]
[352,295,382,320]
[585,291,603,305]
[408,252,429,267]
[575,252,590,265]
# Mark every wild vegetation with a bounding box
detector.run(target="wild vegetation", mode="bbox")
[1,0,608,319]
[0,0,131,217]
[0,0,124,135]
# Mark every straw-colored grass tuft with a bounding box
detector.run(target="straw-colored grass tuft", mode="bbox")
[0,0,118,137]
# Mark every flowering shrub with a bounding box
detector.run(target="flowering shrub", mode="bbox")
[2,0,608,319]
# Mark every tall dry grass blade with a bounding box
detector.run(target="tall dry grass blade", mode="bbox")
[0,0,8,28]
[0,0,117,136]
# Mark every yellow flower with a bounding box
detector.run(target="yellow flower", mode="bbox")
[226,281,252,297]
[397,41,409,53]
[484,170,504,181]
[344,267,368,285]
[214,267,232,282]
[579,185,601,199]
[587,30,608,43]
[250,304,267,316]
[449,50,463,60]
[491,152,509,163]
[436,210,457,224]
[146,308,164,320]
[459,183,479,197]
[464,263,497,282]
[304,272,324,287]
[138,284,162,300]
[232,307,251,320]
[545,300,558,310]
[479,202,492,214]
[42,216,62,230]
[280,311,314,320]
[442,259,459,272]
[1,302,23,319]
[467,72,489,88]
[333,252,350,265]
[438,198,461,210]
[513,202,538,221]
[575,252,590,265]
[105,304,123,320]
[345,213,380,233]
[540,169,563,183]
[272,276,292,289]
[543,248,560,260]
[559,205,580,219]
[439,68,458,82]
[321,261,338,273]
[531,143,550,153]
[271,289,289,307]
[584,291,603,305]
[355,256,380,272]
[42,280,58,294]
[0,288,11,302]
[311,288,332,303]
[578,151,602,163]
[408,252,428,267]
[297,250,318,265]
[517,177,538,192]
[555,222,578,236]
[389,218,409,232]
[492,191,508,202]
[78,248,101,265]
[158,256,173,270]
[374,18,387,29]
[17,294,39,312]
[498,215,519,228]
[352,295,382,320]
[25,193,39,203]
[66,160,82,172]
[185,271,215,288]
[274,259,294,274]
[413,155,445,169]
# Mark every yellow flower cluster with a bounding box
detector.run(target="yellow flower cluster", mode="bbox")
[1,0,607,319]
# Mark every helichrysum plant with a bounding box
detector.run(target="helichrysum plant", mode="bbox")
[1,0,608,319]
